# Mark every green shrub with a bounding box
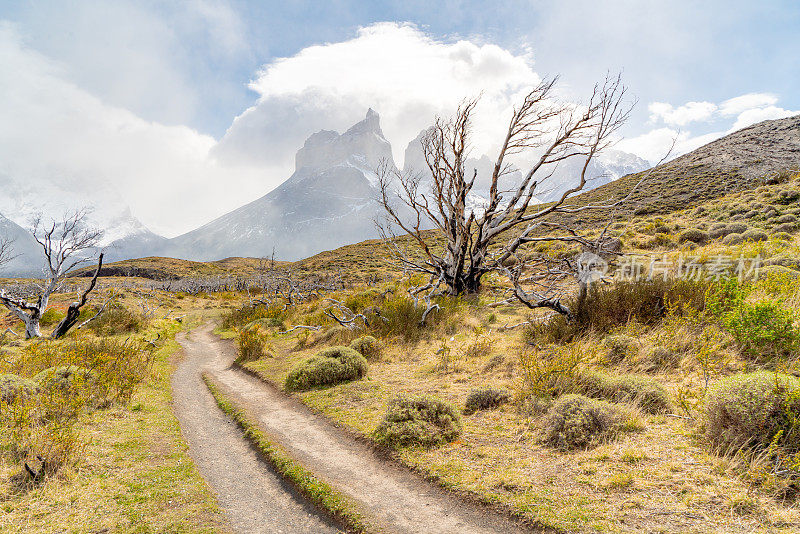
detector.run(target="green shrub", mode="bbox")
[578,370,671,414]
[463,387,511,415]
[678,228,709,245]
[284,346,367,391]
[723,300,799,360]
[22,338,152,405]
[87,305,142,336]
[349,335,382,360]
[705,372,800,453]
[0,373,38,403]
[39,308,66,327]
[373,395,462,448]
[541,394,638,450]
[237,324,273,362]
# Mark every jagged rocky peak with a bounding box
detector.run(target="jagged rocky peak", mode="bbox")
[294,108,394,172]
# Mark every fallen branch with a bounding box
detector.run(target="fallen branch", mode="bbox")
[278,325,323,335]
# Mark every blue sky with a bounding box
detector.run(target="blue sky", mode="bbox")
[0,0,798,235]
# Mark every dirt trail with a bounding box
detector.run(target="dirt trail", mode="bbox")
[176,323,536,534]
[171,329,340,534]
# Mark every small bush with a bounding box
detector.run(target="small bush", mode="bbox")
[541,394,638,450]
[777,189,800,204]
[0,374,38,403]
[741,229,768,243]
[705,372,800,453]
[373,395,462,448]
[237,324,273,362]
[463,387,511,415]
[349,335,382,360]
[34,365,96,393]
[773,222,798,234]
[579,371,671,414]
[603,335,638,363]
[678,228,709,245]
[636,346,680,373]
[722,233,745,246]
[723,300,799,360]
[284,346,367,391]
[526,278,710,343]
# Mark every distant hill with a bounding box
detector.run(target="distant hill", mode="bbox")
[569,114,800,221]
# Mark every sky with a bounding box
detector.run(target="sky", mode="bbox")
[0,0,798,237]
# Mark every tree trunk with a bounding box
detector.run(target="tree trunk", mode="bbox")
[24,317,41,339]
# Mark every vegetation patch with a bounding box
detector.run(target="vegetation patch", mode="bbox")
[705,371,800,453]
[540,394,640,450]
[285,346,368,391]
[373,395,462,448]
[463,387,511,415]
[237,323,273,362]
[0,373,38,403]
[349,335,382,360]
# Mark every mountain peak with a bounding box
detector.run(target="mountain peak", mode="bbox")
[295,109,393,172]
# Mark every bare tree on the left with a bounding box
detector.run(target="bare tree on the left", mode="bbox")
[0,211,104,339]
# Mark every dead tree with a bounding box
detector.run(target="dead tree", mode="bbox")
[0,211,103,338]
[378,74,642,317]
[51,253,104,338]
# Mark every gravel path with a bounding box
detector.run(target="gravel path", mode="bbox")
[175,323,537,534]
[171,328,340,534]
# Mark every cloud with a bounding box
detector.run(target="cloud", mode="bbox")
[626,91,798,163]
[0,22,265,238]
[729,105,797,131]
[215,22,541,168]
[648,101,717,126]
[616,128,723,164]
[719,93,778,116]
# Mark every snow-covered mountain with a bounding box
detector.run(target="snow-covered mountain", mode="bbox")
[162,109,394,261]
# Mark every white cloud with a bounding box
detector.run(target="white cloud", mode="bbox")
[648,101,717,126]
[628,91,798,163]
[0,23,265,237]
[616,128,723,164]
[216,22,541,168]
[719,93,778,116]
[729,105,798,131]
